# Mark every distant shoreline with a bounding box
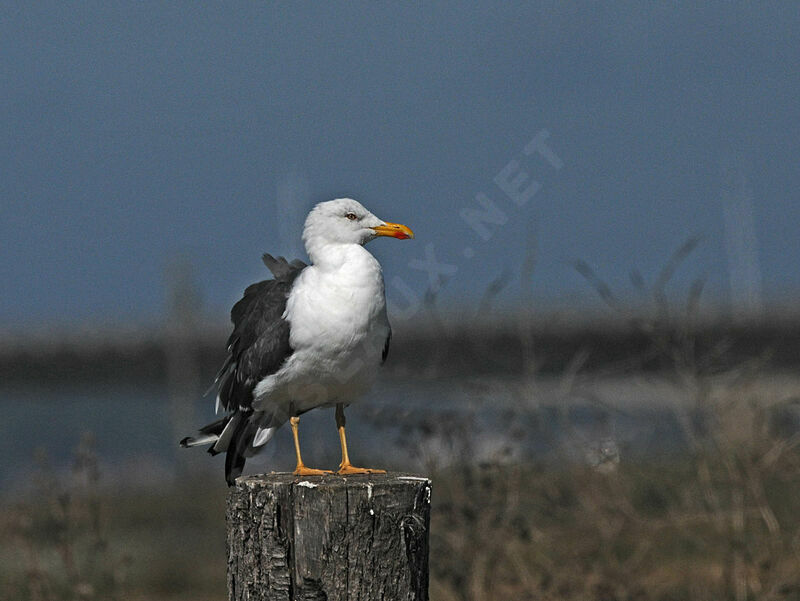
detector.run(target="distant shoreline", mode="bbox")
[3,311,800,384]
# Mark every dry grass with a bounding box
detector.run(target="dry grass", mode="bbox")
[3,374,800,601]
[0,438,226,601]
[430,447,800,601]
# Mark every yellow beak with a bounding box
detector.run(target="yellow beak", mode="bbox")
[372,222,415,240]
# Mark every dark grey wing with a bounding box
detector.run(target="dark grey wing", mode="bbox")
[215,255,307,412]
[382,327,392,363]
[180,255,308,485]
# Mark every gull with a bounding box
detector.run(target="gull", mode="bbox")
[181,198,414,484]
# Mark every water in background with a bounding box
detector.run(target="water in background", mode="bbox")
[0,373,690,491]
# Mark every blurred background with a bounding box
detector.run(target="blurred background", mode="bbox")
[2,3,800,600]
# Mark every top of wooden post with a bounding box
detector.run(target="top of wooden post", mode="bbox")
[234,471,431,490]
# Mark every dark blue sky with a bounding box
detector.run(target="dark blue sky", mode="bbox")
[2,3,798,326]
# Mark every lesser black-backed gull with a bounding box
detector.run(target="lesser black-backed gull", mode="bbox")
[181,198,414,485]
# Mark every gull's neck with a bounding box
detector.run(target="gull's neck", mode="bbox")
[305,240,374,271]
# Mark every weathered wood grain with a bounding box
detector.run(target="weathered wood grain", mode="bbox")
[227,473,431,601]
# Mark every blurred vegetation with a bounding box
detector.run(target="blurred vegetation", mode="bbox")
[431,447,800,600]
[428,239,800,601]
[0,436,226,601]
[3,240,800,600]
[5,390,800,601]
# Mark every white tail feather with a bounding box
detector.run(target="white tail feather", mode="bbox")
[181,433,219,448]
[253,426,277,447]
[212,413,242,453]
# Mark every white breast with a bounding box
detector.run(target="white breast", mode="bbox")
[253,244,390,411]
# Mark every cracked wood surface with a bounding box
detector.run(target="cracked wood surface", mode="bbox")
[226,473,431,601]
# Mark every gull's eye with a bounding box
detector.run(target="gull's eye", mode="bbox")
[345,212,358,221]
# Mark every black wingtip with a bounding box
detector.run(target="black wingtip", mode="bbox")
[225,451,245,486]
[225,460,243,486]
[179,437,192,448]
[224,414,250,486]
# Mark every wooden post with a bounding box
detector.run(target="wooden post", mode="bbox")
[226,473,431,601]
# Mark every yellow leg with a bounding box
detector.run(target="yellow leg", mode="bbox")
[336,404,386,475]
[290,417,331,476]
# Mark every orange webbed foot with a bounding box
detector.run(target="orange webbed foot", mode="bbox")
[337,462,387,475]
[294,464,333,477]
